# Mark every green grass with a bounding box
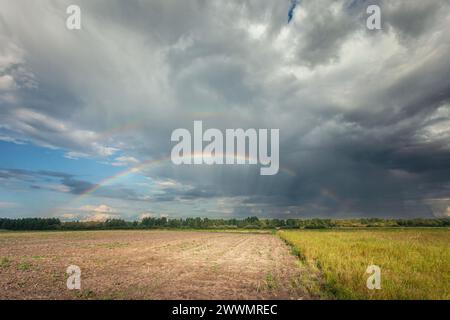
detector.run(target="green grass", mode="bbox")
[278,228,450,300]
[265,272,278,290]
[97,242,129,249]
[17,261,32,271]
[0,257,11,268]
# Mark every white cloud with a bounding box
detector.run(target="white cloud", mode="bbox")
[139,212,156,220]
[82,212,119,222]
[64,151,90,160]
[4,108,120,158]
[0,75,16,90]
[111,156,139,167]
[79,204,120,222]
[46,184,71,193]
[155,179,182,188]
[0,135,26,144]
[80,204,115,213]
[59,213,78,220]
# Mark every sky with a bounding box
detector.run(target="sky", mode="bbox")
[0,0,449,221]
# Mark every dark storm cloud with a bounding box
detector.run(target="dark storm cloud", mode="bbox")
[291,0,358,67]
[0,167,154,203]
[0,168,32,180]
[176,187,222,200]
[0,168,90,193]
[60,177,94,195]
[382,1,445,40]
[1,0,449,218]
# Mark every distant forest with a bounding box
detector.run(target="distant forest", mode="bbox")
[0,216,449,231]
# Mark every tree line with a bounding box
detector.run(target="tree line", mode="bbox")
[0,216,449,231]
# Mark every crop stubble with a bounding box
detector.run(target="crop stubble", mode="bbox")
[0,230,309,299]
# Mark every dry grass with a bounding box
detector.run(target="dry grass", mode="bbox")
[278,228,450,300]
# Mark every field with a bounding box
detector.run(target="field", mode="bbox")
[0,228,448,300]
[0,230,309,299]
[279,228,450,300]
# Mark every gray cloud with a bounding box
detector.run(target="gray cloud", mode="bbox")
[0,0,449,218]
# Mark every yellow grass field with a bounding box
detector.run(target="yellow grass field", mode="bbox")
[278,228,450,300]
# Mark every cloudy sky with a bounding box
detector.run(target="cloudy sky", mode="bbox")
[0,0,449,220]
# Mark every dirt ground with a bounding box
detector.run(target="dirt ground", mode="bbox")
[0,230,310,300]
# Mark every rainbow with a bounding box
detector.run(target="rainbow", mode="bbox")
[54,152,296,217]
[76,152,296,200]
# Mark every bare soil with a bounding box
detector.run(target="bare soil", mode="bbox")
[0,230,310,300]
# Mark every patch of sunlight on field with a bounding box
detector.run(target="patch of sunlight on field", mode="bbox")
[278,228,450,300]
